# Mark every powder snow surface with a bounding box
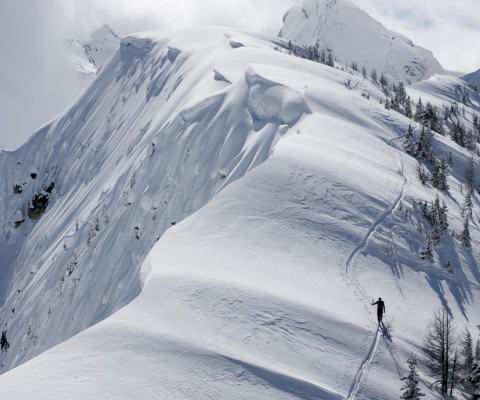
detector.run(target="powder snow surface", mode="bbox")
[279,0,446,85]
[0,26,479,400]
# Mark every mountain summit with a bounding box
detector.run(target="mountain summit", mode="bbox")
[64,24,120,79]
[279,0,446,85]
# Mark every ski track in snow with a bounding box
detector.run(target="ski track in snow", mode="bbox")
[345,171,407,305]
[346,326,381,400]
[344,148,407,399]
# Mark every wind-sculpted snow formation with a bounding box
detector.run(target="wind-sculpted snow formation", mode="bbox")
[279,0,446,85]
[0,25,480,400]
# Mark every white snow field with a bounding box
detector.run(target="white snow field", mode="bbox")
[0,24,480,399]
[279,0,446,85]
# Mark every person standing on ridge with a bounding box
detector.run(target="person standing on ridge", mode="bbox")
[372,298,385,324]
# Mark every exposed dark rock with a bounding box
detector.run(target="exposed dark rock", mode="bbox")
[30,173,37,179]
[45,182,55,194]
[13,185,22,194]
[14,220,25,228]
[28,193,49,220]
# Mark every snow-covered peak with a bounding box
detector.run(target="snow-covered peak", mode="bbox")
[279,0,446,85]
[64,24,120,78]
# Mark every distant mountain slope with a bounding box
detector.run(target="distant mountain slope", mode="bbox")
[279,0,446,85]
[462,68,480,88]
[64,25,119,79]
[1,25,480,399]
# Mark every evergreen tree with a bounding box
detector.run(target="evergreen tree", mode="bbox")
[460,329,474,384]
[460,216,471,247]
[446,260,454,275]
[420,232,434,262]
[417,164,429,184]
[371,68,378,83]
[400,354,425,399]
[403,125,415,155]
[362,65,367,79]
[431,156,449,191]
[440,200,449,233]
[320,49,326,64]
[415,97,424,122]
[465,157,476,192]
[415,125,434,161]
[405,96,413,119]
[450,121,466,147]
[471,360,480,400]
[463,189,473,219]
[430,197,445,245]
[380,73,388,88]
[326,51,334,67]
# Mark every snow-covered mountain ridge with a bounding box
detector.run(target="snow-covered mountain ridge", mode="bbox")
[279,0,446,85]
[0,23,479,399]
[462,68,480,90]
[64,25,120,80]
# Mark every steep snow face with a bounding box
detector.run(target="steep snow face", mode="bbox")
[1,28,480,399]
[0,27,302,372]
[279,0,446,85]
[64,25,120,80]
[462,68,480,88]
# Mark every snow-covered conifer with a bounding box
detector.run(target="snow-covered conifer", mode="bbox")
[417,164,429,184]
[415,97,424,122]
[400,354,425,399]
[460,216,471,247]
[463,189,473,219]
[405,96,413,119]
[414,125,434,161]
[379,73,388,88]
[87,221,98,247]
[460,329,474,383]
[431,156,449,191]
[446,260,454,275]
[420,232,434,262]
[465,158,476,192]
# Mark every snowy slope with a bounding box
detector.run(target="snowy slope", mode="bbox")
[64,25,120,80]
[279,0,446,85]
[0,26,306,373]
[462,68,480,88]
[0,25,480,400]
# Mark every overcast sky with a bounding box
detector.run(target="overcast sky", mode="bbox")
[0,0,479,151]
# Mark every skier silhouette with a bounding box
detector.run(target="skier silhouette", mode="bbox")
[371,298,385,324]
[1,330,9,352]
